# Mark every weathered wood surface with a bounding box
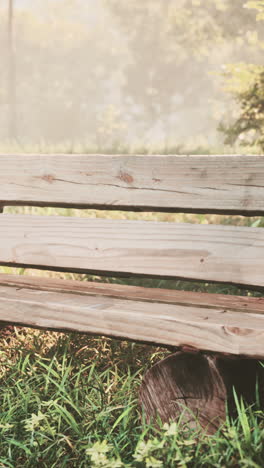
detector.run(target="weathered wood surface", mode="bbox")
[0,276,264,357]
[140,353,227,433]
[1,214,264,288]
[1,154,264,214]
[1,274,264,314]
[140,352,263,433]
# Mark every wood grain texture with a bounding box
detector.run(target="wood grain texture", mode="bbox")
[1,214,264,288]
[140,353,227,433]
[1,154,264,214]
[1,274,264,314]
[140,352,263,433]
[0,278,264,357]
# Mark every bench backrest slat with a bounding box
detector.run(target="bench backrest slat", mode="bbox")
[1,214,264,288]
[1,154,264,214]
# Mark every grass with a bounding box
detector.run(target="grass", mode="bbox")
[1,144,264,466]
[0,328,263,467]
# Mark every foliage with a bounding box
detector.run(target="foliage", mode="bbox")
[105,0,262,140]
[219,1,264,150]
[245,1,264,21]
[0,327,263,467]
[1,0,263,146]
[219,66,264,149]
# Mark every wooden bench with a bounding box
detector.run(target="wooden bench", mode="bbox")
[0,153,264,432]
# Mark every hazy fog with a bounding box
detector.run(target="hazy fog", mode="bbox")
[0,0,263,149]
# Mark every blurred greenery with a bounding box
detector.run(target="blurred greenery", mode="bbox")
[0,0,263,148]
[220,1,264,151]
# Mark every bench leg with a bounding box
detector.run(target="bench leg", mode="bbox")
[139,352,263,434]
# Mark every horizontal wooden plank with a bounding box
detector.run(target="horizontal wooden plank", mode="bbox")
[1,154,264,214]
[0,276,263,357]
[1,215,264,288]
[1,274,264,314]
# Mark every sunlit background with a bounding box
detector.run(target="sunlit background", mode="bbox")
[0,0,263,151]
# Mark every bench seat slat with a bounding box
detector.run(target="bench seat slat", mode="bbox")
[1,214,264,288]
[1,154,264,214]
[0,275,263,357]
[1,274,264,314]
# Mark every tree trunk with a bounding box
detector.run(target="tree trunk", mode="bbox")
[139,352,263,434]
[7,0,16,140]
